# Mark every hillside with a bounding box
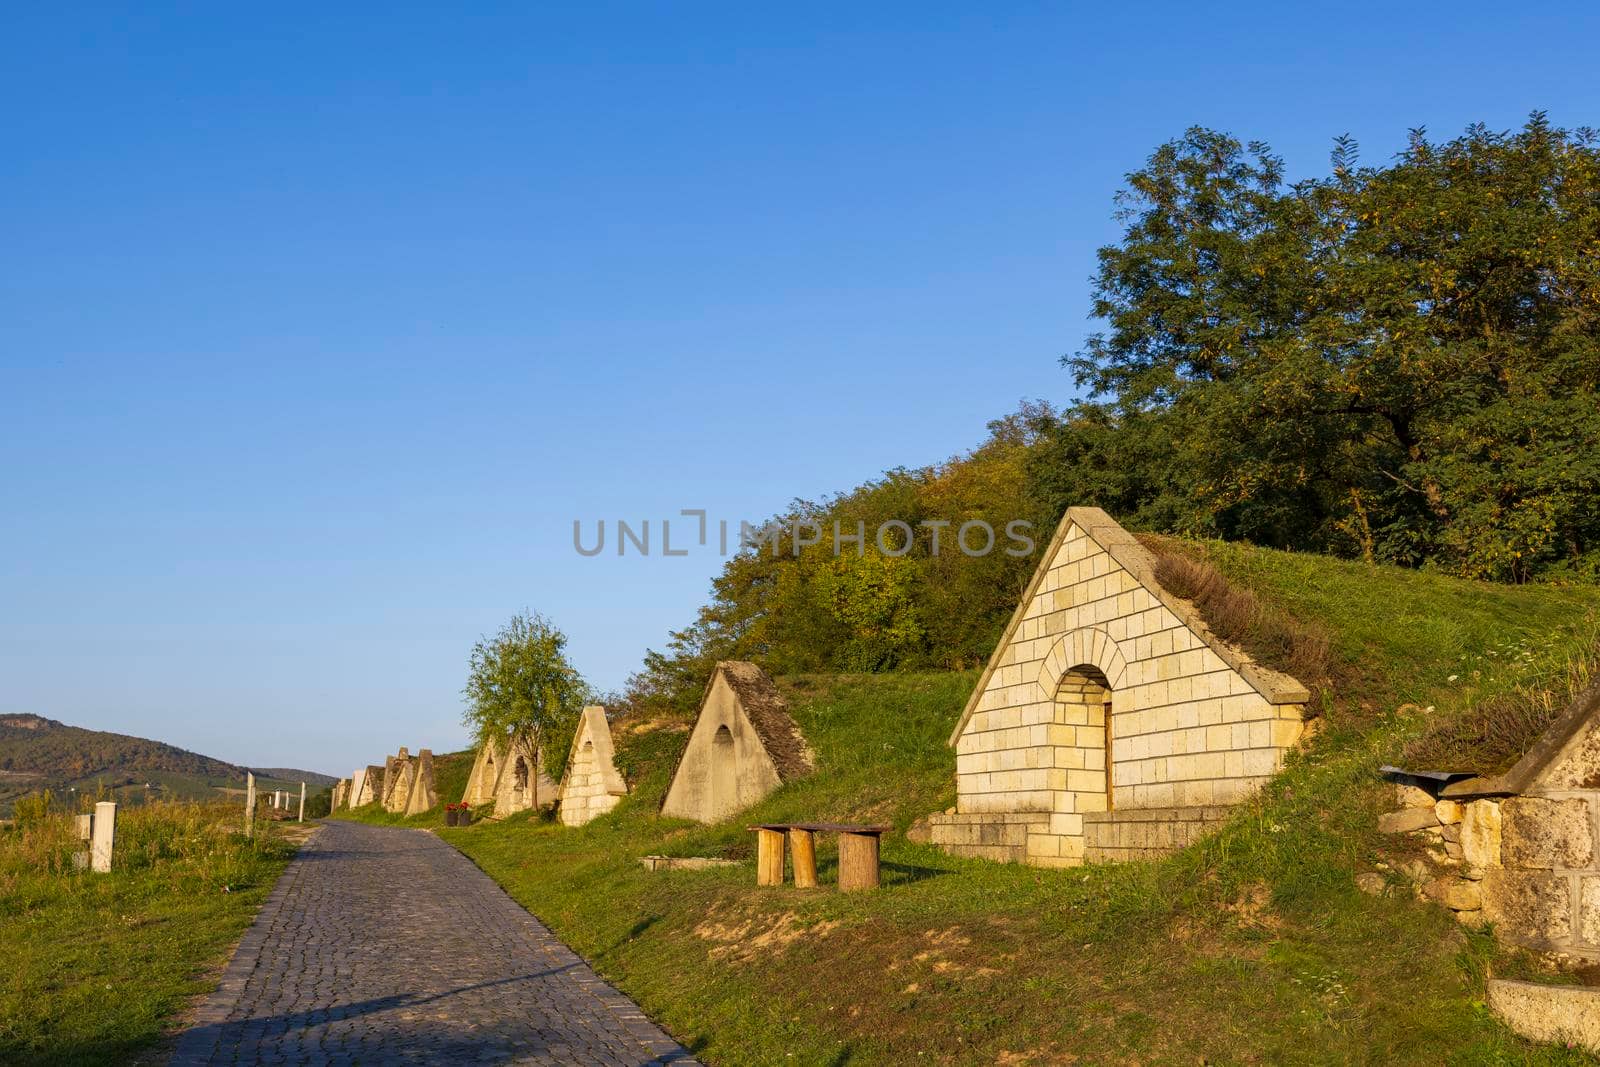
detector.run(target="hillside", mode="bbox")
[0,714,334,815]
[341,539,1600,1064]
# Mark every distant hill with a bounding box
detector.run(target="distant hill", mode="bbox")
[0,713,335,814]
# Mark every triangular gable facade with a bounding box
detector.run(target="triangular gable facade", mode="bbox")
[351,765,383,807]
[557,706,629,827]
[461,735,504,807]
[491,731,559,818]
[383,750,416,814]
[660,661,815,823]
[380,748,411,810]
[403,749,439,816]
[935,507,1308,867]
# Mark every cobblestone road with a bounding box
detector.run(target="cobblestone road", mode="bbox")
[170,820,696,1066]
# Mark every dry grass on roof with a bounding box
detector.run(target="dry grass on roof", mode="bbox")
[1404,638,1600,776]
[717,662,815,782]
[1138,535,1334,716]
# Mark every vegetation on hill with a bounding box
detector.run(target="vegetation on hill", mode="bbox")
[351,543,1597,1063]
[631,115,1599,717]
[0,799,295,1065]
[1055,114,1600,583]
[0,715,332,816]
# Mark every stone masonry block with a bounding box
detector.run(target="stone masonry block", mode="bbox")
[1502,797,1593,870]
[1581,877,1600,948]
[1461,800,1503,868]
[1482,869,1573,946]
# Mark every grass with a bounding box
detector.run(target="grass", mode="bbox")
[0,798,295,1065]
[338,542,1600,1064]
[1405,633,1600,775]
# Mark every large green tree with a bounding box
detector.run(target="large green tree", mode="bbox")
[462,612,586,784]
[1062,115,1600,579]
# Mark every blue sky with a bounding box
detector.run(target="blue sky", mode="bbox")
[4,3,1597,776]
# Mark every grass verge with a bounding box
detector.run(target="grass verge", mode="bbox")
[0,799,295,1065]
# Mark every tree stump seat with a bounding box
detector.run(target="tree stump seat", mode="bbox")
[747,823,891,891]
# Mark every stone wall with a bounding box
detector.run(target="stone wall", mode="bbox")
[1083,806,1234,863]
[1379,783,1600,959]
[557,707,627,828]
[1475,792,1600,958]
[925,812,1049,864]
[559,741,621,826]
[932,508,1306,867]
[1379,681,1600,961]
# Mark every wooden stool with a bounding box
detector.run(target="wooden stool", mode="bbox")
[837,829,881,891]
[789,828,818,889]
[747,823,890,891]
[755,827,786,886]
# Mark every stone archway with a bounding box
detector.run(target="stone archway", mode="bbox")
[711,725,737,819]
[1035,626,1129,700]
[1056,665,1114,813]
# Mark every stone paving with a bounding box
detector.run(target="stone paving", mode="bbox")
[170,820,697,1066]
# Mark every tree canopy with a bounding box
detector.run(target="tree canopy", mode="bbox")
[1059,114,1600,580]
[462,612,586,773]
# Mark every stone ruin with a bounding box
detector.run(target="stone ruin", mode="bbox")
[331,778,350,810]
[557,706,629,827]
[1380,677,1600,959]
[659,661,815,823]
[928,507,1309,867]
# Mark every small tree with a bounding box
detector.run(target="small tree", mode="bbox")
[461,612,586,807]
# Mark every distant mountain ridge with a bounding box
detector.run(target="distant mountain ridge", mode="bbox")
[0,713,335,814]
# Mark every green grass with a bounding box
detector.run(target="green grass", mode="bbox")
[0,800,295,1065]
[346,543,1599,1064]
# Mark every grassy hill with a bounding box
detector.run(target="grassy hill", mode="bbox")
[0,715,334,816]
[349,541,1598,1063]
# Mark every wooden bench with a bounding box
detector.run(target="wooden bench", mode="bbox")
[748,822,891,891]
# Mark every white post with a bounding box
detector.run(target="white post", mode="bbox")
[298,782,306,822]
[73,813,94,870]
[90,801,116,873]
[244,773,257,837]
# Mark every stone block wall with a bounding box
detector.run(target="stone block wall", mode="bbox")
[950,513,1305,866]
[1082,805,1234,863]
[1481,791,1600,958]
[1379,783,1600,959]
[558,739,624,827]
[927,812,1049,864]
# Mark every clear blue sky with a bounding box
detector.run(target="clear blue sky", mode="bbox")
[4,4,1597,776]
